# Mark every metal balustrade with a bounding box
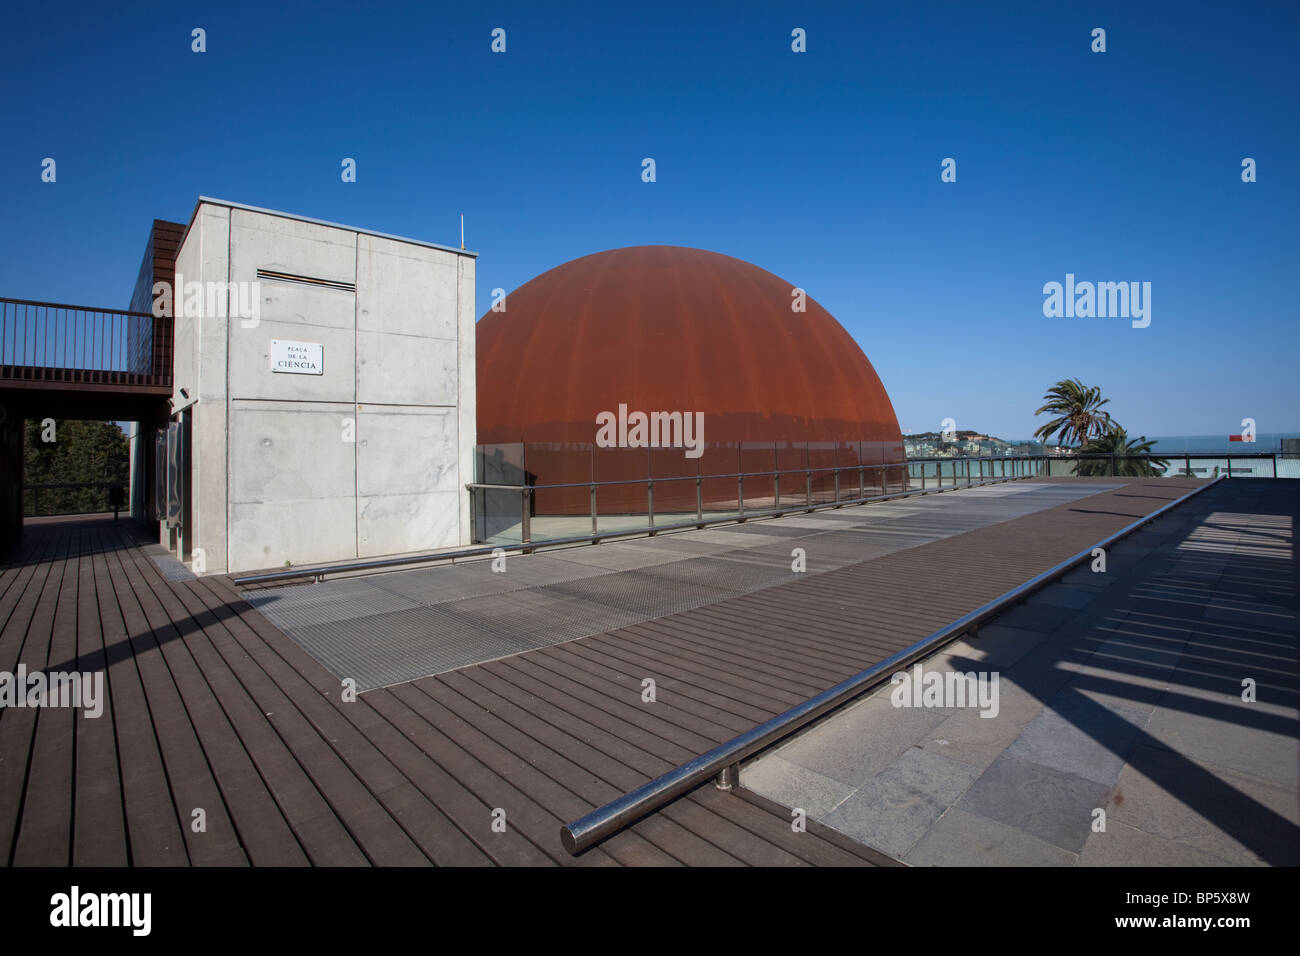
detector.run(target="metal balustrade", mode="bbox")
[0,296,171,388]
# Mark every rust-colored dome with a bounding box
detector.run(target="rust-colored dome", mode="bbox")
[477,246,903,452]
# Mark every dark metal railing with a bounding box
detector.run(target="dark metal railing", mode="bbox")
[470,455,1048,546]
[558,474,1227,855]
[0,296,170,387]
[232,464,1032,586]
[233,450,1292,586]
[23,481,129,517]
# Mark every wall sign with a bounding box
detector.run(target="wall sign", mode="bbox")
[270,339,324,375]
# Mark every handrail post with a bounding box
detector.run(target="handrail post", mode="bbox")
[858,466,864,500]
[805,470,812,509]
[521,487,532,551]
[773,471,780,509]
[737,474,745,519]
[834,468,840,506]
[695,475,704,527]
[590,483,598,535]
[647,479,655,534]
[468,486,477,543]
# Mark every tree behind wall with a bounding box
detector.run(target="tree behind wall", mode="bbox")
[23,420,130,516]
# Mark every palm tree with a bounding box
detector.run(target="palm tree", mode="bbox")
[1033,379,1113,448]
[1076,427,1169,477]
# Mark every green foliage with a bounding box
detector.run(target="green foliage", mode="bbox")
[23,420,129,516]
[1033,378,1113,448]
[1076,427,1169,477]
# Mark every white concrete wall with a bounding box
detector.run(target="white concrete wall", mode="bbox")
[171,200,476,574]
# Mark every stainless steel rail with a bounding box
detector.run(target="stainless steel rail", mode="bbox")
[559,474,1226,855]
[232,470,1029,586]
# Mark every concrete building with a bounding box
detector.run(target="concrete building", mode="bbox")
[164,198,477,574]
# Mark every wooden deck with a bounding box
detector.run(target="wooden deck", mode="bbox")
[0,478,1212,866]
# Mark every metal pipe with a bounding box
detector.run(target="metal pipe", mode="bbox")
[559,474,1225,855]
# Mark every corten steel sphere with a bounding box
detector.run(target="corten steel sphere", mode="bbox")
[477,245,904,514]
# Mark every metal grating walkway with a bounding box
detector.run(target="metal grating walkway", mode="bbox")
[246,483,1122,691]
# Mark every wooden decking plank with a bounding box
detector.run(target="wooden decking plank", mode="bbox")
[594,619,836,696]
[112,546,317,865]
[539,640,763,732]
[437,668,747,866]
[657,607,875,678]
[106,537,268,866]
[455,662,753,863]
[0,522,62,862]
[383,679,617,867]
[98,536,246,865]
[181,575,493,867]
[494,655,713,759]
[636,610,863,684]
[1,529,72,863]
[396,677,676,866]
[416,673,685,866]
[120,552,422,867]
[86,526,188,866]
[576,627,814,710]
[11,523,81,865]
[535,640,762,738]
[460,661,773,863]
[70,526,128,866]
[360,688,561,867]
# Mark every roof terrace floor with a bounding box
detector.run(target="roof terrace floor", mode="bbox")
[5,476,1279,866]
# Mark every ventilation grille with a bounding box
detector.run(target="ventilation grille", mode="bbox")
[256,269,356,292]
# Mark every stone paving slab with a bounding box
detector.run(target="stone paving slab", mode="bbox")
[741,479,1300,867]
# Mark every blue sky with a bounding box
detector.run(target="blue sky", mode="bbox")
[1,0,1296,439]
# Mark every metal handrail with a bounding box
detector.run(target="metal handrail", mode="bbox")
[0,295,156,318]
[0,295,166,384]
[559,474,1226,855]
[232,471,1028,586]
[469,459,914,491]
